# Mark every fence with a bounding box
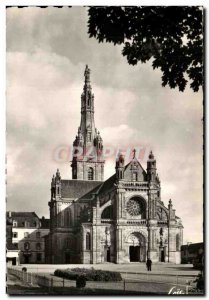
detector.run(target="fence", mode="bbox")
[7,267,196,295]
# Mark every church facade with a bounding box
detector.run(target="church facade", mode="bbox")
[46,66,183,264]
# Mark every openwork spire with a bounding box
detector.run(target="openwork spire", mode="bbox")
[71,66,105,181]
[84,65,91,84]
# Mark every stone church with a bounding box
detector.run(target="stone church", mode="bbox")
[46,66,183,264]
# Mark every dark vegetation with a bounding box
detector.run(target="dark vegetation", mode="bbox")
[88,6,203,92]
[54,267,122,282]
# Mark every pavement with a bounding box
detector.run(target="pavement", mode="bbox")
[12,263,199,277]
[7,264,201,295]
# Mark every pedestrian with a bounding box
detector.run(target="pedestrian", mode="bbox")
[146,258,152,271]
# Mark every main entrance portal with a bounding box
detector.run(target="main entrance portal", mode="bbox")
[127,232,146,262]
[129,246,140,262]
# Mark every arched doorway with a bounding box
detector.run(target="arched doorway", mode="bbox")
[127,232,146,262]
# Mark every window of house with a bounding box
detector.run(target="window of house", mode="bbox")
[24,221,30,228]
[88,167,94,180]
[36,232,41,238]
[13,221,17,227]
[24,242,30,250]
[36,243,41,250]
[24,232,29,238]
[36,253,42,261]
[86,232,91,250]
[13,243,18,249]
[13,232,18,238]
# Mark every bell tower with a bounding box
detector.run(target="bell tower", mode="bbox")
[71,65,105,181]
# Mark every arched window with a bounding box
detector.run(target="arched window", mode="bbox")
[176,234,180,251]
[61,211,64,227]
[86,232,91,250]
[133,172,138,181]
[88,167,94,180]
[36,243,41,250]
[24,242,30,250]
[101,205,113,219]
[65,210,72,227]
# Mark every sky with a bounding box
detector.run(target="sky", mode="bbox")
[6,6,203,243]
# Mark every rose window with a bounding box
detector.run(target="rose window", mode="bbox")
[126,198,142,216]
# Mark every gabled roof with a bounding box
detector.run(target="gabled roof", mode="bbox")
[124,157,146,173]
[6,212,39,218]
[61,180,103,199]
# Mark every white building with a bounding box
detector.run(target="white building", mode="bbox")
[6,212,50,264]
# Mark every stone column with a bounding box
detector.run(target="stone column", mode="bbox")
[115,226,125,263]
[168,222,177,263]
[147,220,158,262]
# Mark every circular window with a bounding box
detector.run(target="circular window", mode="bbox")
[126,198,143,216]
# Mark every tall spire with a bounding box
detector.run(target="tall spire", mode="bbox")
[80,65,95,144]
[71,66,105,181]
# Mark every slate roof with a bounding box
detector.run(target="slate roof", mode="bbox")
[61,180,103,199]
[6,212,40,227]
[79,184,103,200]
[96,174,116,195]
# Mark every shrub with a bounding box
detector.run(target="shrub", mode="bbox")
[194,273,204,291]
[54,267,122,282]
[76,275,86,288]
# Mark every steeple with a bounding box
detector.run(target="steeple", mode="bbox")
[79,65,95,144]
[115,153,125,180]
[71,66,105,181]
[147,150,157,182]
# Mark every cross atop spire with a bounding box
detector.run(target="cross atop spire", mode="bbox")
[148,150,155,160]
[84,65,91,84]
[133,149,136,159]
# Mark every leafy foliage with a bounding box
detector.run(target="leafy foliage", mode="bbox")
[76,275,87,288]
[88,6,203,92]
[194,272,204,291]
[54,267,122,281]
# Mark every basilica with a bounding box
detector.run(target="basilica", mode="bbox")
[46,66,183,264]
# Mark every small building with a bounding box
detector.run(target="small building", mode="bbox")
[6,212,50,264]
[6,213,20,265]
[181,242,204,264]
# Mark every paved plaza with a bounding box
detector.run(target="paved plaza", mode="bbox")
[13,263,199,276]
[7,263,201,295]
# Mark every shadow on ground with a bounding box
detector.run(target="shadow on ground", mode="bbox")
[7,285,158,295]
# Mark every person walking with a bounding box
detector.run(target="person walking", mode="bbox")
[146,258,152,271]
